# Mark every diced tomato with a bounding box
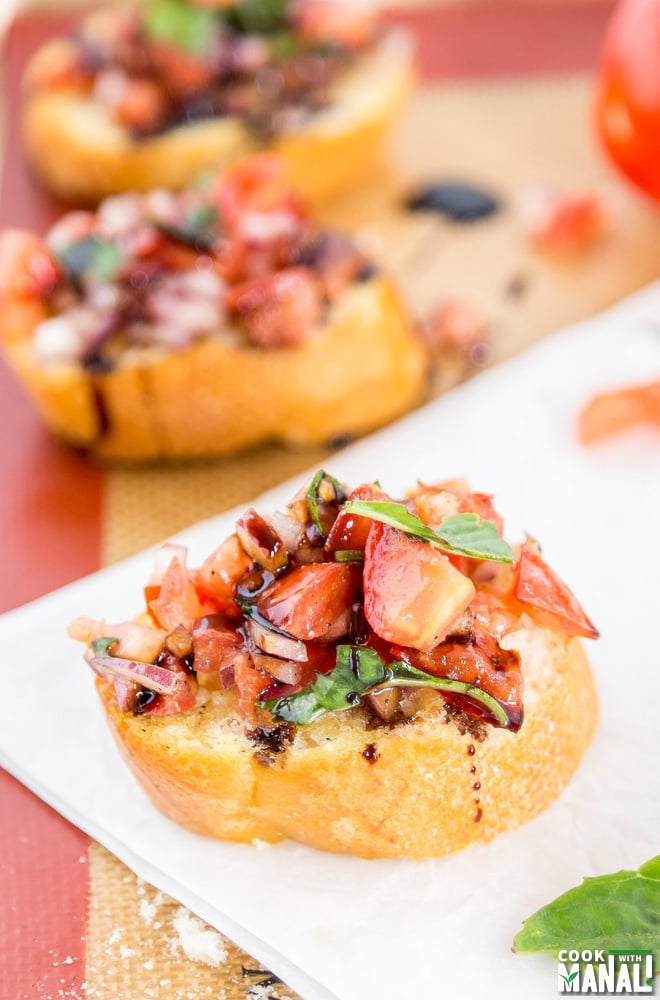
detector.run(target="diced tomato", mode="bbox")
[225,267,321,348]
[578,379,660,445]
[192,626,242,673]
[149,557,204,632]
[515,542,598,639]
[257,563,362,641]
[293,0,377,49]
[113,77,169,132]
[397,624,523,728]
[212,154,304,232]
[232,653,272,725]
[363,522,476,652]
[149,41,216,98]
[144,584,161,606]
[0,230,59,301]
[324,483,391,555]
[521,185,608,252]
[196,533,253,615]
[139,656,198,716]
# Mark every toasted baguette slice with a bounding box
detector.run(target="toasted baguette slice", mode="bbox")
[98,628,597,859]
[2,275,426,461]
[22,30,413,204]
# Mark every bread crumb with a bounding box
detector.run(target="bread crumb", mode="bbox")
[251,838,271,849]
[170,907,228,967]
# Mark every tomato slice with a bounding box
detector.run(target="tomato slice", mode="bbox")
[149,557,204,632]
[363,522,475,652]
[324,483,391,554]
[515,543,598,639]
[578,380,660,445]
[257,563,361,641]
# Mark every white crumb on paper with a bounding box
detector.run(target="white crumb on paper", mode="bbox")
[108,928,122,945]
[119,945,135,960]
[251,838,271,849]
[170,907,228,967]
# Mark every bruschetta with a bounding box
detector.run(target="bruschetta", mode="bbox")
[22,0,413,203]
[69,473,599,858]
[0,155,426,461]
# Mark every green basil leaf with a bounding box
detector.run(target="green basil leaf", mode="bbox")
[343,500,513,563]
[144,0,217,54]
[513,856,660,956]
[91,636,119,657]
[228,0,289,34]
[305,470,347,536]
[57,236,123,284]
[262,645,513,728]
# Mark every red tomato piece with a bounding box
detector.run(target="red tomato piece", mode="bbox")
[0,229,60,301]
[364,522,476,652]
[293,0,376,49]
[196,533,252,615]
[225,267,322,348]
[515,542,599,639]
[192,627,242,673]
[397,624,523,727]
[257,563,362,641]
[324,483,391,555]
[521,185,608,252]
[212,154,304,231]
[595,0,660,201]
[149,557,204,632]
[578,379,660,445]
[233,653,272,725]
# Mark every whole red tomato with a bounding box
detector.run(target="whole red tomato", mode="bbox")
[595,0,660,200]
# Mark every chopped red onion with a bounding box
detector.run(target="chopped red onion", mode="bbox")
[90,655,184,694]
[251,652,304,685]
[245,617,308,662]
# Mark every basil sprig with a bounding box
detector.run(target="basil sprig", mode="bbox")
[514,856,660,958]
[144,0,217,54]
[57,236,123,285]
[343,500,513,563]
[91,636,119,657]
[261,645,511,728]
[305,470,347,536]
[228,0,289,34]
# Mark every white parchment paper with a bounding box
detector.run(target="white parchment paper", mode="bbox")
[2,284,660,1000]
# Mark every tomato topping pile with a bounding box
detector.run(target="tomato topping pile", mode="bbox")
[0,155,370,370]
[26,0,378,140]
[71,473,599,732]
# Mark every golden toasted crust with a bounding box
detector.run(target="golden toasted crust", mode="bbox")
[97,629,598,858]
[1,275,427,461]
[22,30,413,203]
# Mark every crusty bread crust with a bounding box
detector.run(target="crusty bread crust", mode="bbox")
[2,275,427,461]
[22,30,413,203]
[97,629,598,858]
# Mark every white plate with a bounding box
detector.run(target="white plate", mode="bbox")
[2,284,660,1000]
